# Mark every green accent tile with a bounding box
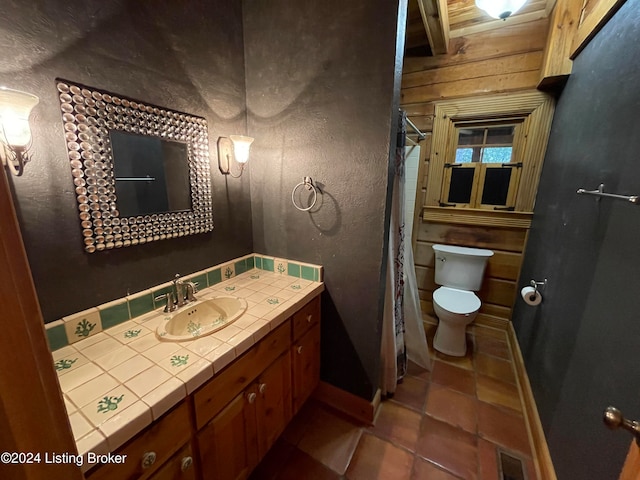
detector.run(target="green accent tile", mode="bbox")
[75,319,97,338]
[99,302,130,330]
[128,293,154,318]
[255,256,263,269]
[46,324,68,351]
[287,262,301,278]
[189,273,208,290]
[207,268,222,286]
[97,394,124,413]
[314,268,319,282]
[235,259,247,275]
[301,265,316,281]
[246,256,255,269]
[263,258,274,272]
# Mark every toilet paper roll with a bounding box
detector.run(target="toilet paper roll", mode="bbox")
[521,286,542,306]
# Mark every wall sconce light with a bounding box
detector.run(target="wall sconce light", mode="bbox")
[217,135,254,178]
[476,0,527,19]
[0,87,39,176]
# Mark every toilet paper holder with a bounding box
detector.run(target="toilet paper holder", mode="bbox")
[529,279,547,299]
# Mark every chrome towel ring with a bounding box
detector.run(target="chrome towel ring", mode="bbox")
[291,176,318,212]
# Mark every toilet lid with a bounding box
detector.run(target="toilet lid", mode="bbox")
[433,287,481,314]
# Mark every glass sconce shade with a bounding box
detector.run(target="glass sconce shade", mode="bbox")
[475,0,527,19]
[229,135,254,164]
[0,87,39,147]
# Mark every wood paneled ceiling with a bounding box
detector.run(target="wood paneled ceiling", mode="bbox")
[405,0,556,56]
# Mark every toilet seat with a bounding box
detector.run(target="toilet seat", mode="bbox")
[433,287,480,315]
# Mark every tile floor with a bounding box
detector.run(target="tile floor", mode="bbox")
[250,322,538,480]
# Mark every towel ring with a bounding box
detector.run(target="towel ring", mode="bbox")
[291,176,318,212]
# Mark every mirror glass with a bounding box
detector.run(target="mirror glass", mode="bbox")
[56,79,213,253]
[111,131,191,217]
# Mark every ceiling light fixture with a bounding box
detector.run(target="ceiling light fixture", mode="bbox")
[475,0,527,19]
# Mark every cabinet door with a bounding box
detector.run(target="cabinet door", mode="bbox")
[149,442,197,480]
[292,322,321,414]
[198,388,259,480]
[256,352,292,457]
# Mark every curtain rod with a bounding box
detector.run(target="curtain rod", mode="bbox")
[406,117,426,141]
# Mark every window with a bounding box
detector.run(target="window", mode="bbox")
[441,122,522,210]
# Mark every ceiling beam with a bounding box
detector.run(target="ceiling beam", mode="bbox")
[416,0,451,54]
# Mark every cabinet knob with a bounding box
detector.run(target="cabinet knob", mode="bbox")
[181,456,193,472]
[306,314,312,323]
[141,451,157,469]
[247,392,257,404]
[259,383,267,395]
[297,345,303,354]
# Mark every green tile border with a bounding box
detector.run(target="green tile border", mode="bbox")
[99,302,131,330]
[189,273,208,290]
[287,262,301,278]
[246,256,255,269]
[234,259,248,275]
[207,268,222,286]
[46,323,68,351]
[255,256,263,269]
[128,293,154,318]
[262,257,274,272]
[301,265,316,281]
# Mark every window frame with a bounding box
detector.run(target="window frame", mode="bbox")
[424,92,555,227]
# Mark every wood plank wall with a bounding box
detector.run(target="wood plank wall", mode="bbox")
[402,18,550,327]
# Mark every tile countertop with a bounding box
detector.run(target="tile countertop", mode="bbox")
[52,268,324,471]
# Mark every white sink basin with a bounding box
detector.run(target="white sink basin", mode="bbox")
[157,296,248,341]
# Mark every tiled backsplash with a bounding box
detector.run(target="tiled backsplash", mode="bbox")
[45,254,323,352]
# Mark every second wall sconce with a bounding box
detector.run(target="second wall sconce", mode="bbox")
[0,86,39,177]
[217,135,254,178]
[475,0,527,19]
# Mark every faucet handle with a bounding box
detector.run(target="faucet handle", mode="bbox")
[174,273,182,283]
[154,291,176,313]
[185,282,198,302]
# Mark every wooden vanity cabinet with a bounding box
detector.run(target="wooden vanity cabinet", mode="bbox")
[85,294,321,480]
[291,296,321,414]
[197,351,292,480]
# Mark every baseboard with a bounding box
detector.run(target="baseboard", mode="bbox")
[313,381,381,426]
[507,323,557,480]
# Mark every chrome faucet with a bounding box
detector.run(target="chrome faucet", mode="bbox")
[173,274,198,307]
[154,274,198,313]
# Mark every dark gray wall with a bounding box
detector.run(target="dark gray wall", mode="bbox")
[513,1,640,477]
[243,0,406,400]
[0,0,252,323]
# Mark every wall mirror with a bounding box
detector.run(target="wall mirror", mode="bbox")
[56,79,213,253]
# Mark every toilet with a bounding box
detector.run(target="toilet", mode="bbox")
[432,244,493,356]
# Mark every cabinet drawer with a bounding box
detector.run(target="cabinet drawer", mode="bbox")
[193,320,291,430]
[292,295,320,341]
[149,442,197,480]
[87,401,191,480]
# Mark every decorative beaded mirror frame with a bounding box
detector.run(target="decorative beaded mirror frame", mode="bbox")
[56,79,213,253]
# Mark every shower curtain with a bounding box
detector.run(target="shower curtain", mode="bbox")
[381,110,432,397]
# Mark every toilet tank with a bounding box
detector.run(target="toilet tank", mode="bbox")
[432,244,494,291]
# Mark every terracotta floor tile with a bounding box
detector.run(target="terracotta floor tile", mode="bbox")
[473,336,510,360]
[417,415,478,480]
[477,401,531,456]
[431,360,476,396]
[477,438,500,480]
[425,384,477,434]
[412,457,462,480]
[346,433,413,480]
[434,334,475,371]
[369,400,422,451]
[406,360,431,383]
[391,375,430,412]
[476,374,522,413]
[474,353,516,385]
[277,447,344,480]
[297,404,363,474]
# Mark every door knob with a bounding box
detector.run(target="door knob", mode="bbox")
[603,406,640,445]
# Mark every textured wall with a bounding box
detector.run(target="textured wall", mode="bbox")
[243,0,406,400]
[0,0,252,322]
[513,1,640,477]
